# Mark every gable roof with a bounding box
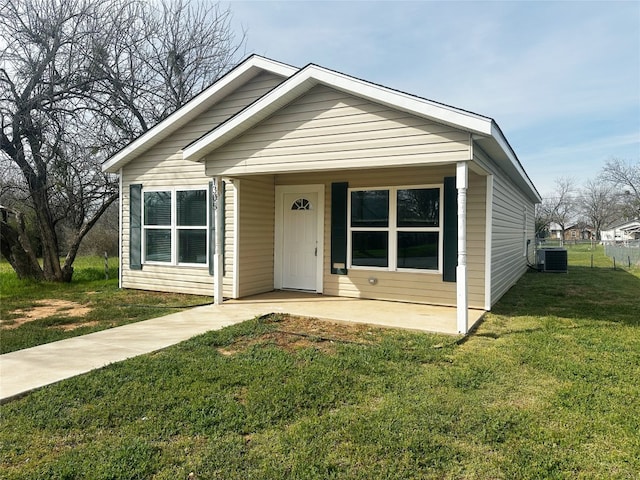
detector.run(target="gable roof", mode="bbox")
[102,55,297,173]
[183,62,541,203]
[103,54,540,203]
[183,63,494,159]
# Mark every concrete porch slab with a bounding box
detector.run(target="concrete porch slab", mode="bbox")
[227,291,485,335]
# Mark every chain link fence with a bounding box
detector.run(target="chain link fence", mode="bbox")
[605,241,640,267]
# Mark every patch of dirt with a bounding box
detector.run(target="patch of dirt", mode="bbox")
[2,300,92,330]
[54,320,101,332]
[217,314,379,356]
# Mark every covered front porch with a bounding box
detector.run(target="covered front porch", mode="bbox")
[226,290,485,335]
[212,162,487,334]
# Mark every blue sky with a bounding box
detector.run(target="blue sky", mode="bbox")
[226,0,640,197]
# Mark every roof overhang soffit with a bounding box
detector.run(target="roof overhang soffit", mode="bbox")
[472,126,542,204]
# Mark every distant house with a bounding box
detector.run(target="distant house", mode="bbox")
[547,222,594,242]
[102,55,541,334]
[601,220,640,243]
[564,223,595,242]
[548,223,562,240]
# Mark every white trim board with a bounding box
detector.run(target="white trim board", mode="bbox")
[484,174,494,311]
[118,168,123,288]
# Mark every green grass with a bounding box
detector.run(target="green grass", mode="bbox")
[0,257,212,353]
[1,246,639,478]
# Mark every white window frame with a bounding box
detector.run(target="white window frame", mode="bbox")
[142,186,209,268]
[347,184,443,274]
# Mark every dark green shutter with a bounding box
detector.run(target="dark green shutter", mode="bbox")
[208,181,215,276]
[443,177,457,282]
[130,184,142,270]
[331,182,348,275]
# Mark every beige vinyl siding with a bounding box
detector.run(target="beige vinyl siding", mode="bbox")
[223,181,235,295]
[236,177,275,297]
[475,148,536,304]
[205,85,472,176]
[274,165,487,308]
[120,72,284,296]
[123,71,284,186]
[466,171,487,307]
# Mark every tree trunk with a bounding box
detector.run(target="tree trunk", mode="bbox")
[60,192,118,281]
[0,213,44,281]
[36,196,62,280]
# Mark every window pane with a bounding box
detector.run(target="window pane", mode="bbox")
[397,188,439,227]
[351,190,389,227]
[178,229,207,264]
[291,198,311,210]
[144,191,171,226]
[177,190,206,226]
[397,232,439,269]
[352,231,388,267]
[145,229,171,262]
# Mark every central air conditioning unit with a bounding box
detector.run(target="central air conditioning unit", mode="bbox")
[536,248,568,273]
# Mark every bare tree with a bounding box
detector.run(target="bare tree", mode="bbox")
[535,199,554,240]
[0,0,244,281]
[578,179,619,241]
[600,158,640,219]
[145,0,243,117]
[545,177,577,246]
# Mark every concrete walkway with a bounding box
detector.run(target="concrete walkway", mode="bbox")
[1,292,483,403]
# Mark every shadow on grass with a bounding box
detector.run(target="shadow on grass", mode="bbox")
[491,266,640,327]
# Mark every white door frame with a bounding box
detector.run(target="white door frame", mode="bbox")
[274,184,324,293]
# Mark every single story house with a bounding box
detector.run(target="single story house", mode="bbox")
[601,219,640,244]
[102,55,541,334]
[548,222,595,242]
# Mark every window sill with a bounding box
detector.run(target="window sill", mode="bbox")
[142,262,209,269]
[349,265,441,275]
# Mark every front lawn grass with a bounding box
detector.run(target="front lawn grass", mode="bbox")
[1,245,639,478]
[0,257,212,353]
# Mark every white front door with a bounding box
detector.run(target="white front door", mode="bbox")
[282,191,318,290]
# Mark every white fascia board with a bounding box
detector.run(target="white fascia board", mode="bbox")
[184,64,495,162]
[101,56,298,173]
[313,68,493,135]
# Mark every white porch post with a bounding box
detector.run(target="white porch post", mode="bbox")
[456,161,469,334]
[214,176,224,305]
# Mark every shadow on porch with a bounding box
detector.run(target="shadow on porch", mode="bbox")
[226,291,485,335]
